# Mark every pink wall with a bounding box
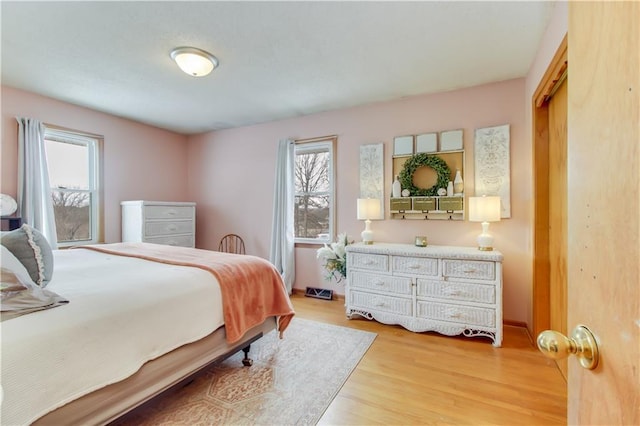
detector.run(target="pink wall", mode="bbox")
[188,78,532,324]
[1,86,190,242]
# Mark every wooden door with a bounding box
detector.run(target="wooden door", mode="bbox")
[548,80,568,380]
[566,2,639,423]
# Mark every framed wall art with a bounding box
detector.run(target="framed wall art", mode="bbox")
[440,129,464,151]
[474,124,511,218]
[416,133,438,153]
[393,135,414,156]
[359,142,385,219]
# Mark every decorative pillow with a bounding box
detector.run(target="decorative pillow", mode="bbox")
[0,224,54,287]
[1,245,32,281]
[1,267,68,322]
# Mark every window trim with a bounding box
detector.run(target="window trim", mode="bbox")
[44,127,102,247]
[294,137,336,245]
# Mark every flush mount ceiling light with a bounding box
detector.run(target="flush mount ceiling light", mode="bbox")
[170,47,218,77]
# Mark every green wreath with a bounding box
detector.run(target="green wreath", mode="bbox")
[398,153,451,196]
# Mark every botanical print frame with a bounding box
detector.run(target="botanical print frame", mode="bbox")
[359,142,384,219]
[393,136,414,156]
[440,129,464,151]
[416,133,438,153]
[474,124,511,218]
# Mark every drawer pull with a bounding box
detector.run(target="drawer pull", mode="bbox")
[408,264,422,270]
[374,300,387,308]
[446,310,465,320]
[373,280,385,286]
[167,209,177,216]
[167,224,177,231]
[167,240,177,246]
[444,289,465,297]
[463,268,477,274]
[363,259,375,265]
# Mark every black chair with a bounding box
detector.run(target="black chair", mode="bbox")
[218,234,246,254]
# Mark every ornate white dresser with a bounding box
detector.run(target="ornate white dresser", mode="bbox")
[345,243,503,346]
[121,201,196,248]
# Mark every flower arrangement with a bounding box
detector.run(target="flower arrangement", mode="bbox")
[316,233,352,283]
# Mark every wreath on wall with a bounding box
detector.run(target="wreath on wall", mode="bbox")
[398,153,451,196]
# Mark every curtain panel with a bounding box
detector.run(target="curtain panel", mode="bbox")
[16,117,58,248]
[269,138,295,293]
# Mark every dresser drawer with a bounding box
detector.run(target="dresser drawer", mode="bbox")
[416,301,495,327]
[144,234,194,247]
[417,279,495,304]
[392,256,438,276]
[349,253,389,272]
[350,271,412,296]
[144,205,194,220]
[350,290,412,316]
[443,259,495,281]
[145,220,193,237]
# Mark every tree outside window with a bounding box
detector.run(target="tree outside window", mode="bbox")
[44,128,101,246]
[294,139,334,243]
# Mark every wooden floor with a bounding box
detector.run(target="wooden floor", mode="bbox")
[291,294,567,425]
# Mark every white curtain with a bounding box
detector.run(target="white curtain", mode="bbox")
[16,117,58,249]
[269,138,295,293]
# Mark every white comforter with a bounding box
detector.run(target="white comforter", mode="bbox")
[1,248,224,425]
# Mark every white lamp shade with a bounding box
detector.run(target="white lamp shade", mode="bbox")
[468,196,501,222]
[170,47,218,77]
[357,198,382,220]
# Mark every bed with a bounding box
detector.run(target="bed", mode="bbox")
[1,237,295,425]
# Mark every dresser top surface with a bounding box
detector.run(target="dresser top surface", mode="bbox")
[121,200,196,206]
[346,242,503,262]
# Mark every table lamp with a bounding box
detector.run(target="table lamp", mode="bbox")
[357,198,382,245]
[468,195,501,251]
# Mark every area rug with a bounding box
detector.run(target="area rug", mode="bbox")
[114,318,376,425]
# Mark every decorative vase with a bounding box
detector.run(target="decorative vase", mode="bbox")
[454,169,463,195]
[447,181,454,197]
[392,175,402,198]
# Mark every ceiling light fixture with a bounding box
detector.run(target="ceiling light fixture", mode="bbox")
[170,47,218,77]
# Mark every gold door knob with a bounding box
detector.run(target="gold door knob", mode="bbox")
[537,325,599,370]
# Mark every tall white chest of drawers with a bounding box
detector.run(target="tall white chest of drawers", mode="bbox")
[121,201,196,248]
[346,243,503,346]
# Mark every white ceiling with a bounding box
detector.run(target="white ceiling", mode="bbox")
[1,1,554,135]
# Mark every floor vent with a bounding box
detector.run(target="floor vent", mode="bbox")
[304,287,333,300]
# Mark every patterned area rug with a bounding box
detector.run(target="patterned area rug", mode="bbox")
[114,318,376,425]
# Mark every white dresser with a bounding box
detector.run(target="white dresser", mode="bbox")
[345,243,503,346]
[121,201,196,248]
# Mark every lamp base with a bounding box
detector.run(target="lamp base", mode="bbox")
[361,219,374,245]
[476,221,494,251]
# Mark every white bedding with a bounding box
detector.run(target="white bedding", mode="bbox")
[1,248,224,425]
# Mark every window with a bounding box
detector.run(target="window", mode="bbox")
[44,127,101,246]
[294,138,335,244]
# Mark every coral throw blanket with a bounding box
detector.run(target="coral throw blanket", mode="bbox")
[78,242,295,343]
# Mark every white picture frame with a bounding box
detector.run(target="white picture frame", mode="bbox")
[474,124,511,218]
[393,135,414,156]
[416,133,438,153]
[440,129,464,151]
[359,142,385,219]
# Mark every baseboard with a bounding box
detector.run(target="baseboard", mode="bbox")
[503,319,528,328]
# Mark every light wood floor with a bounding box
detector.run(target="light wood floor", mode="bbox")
[291,294,567,425]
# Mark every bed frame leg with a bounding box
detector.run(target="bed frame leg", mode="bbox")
[241,345,253,367]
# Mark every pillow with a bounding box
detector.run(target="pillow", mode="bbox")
[1,245,32,281]
[0,224,54,287]
[0,267,68,322]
